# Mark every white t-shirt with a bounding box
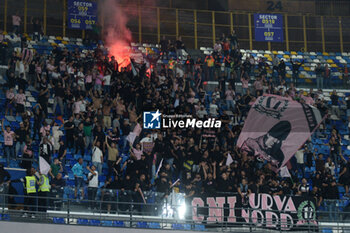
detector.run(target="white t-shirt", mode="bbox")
[140,137,152,143]
[103,75,111,86]
[92,146,103,163]
[52,71,60,79]
[19,61,25,74]
[277,85,287,94]
[210,104,218,115]
[88,171,99,188]
[197,109,207,118]
[212,91,220,100]
[176,68,184,78]
[67,66,74,74]
[325,162,335,175]
[159,75,166,84]
[79,100,86,112]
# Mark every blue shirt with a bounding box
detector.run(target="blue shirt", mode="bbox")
[72,163,83,177]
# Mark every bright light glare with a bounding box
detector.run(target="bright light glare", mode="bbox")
[162,204,174,218]
[178,202,187,220]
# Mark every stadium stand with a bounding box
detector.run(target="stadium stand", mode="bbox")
[0,10,350,233]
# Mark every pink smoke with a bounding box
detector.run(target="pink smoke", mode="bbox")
[99,0,133,70]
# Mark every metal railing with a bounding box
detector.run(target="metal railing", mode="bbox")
[0,0,349,52]
[0,187,349,232]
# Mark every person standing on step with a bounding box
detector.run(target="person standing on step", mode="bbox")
[38,172,50,212]
[22,167,39,218]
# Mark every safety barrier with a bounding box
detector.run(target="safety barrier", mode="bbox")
[0,191,349,232]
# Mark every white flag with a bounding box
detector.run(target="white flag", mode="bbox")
[39,156,50,175]
[226,153,233,166]
[131,61,138,77]
[280,166,291,178]
[155,158,163,178]
[170,178,180,188]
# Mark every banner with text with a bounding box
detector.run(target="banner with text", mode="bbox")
[191,193,317,230]
[68,0,97,30]
[254,13,283,42]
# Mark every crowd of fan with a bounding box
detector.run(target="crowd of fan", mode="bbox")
[1,28,350,218]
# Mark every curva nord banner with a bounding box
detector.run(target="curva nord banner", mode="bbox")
[237,95,324,171]
[191,193,317,230]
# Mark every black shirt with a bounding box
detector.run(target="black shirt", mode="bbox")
[15,128,26,143]
[331,94,339,106]
[94,130,105,144]
[51,178,66,189]
[346,99,350,109]
[75,128,85,143]
[216,178,231,193]
[58,144,66,158]
[120,124,130,136]
[327,184,339,199]
[175,40,183,49]
[137,179,150,191]
[122,178,135,191]
[105,180,122,190]
[39,81,48,95]
[270,184,282,194]
[64,121,75,136]
[282,185,292,196]
[33,21,41,33]
[0,168,11,184]
[55,86,65,98]
[156,178,169,193]
[204,178,216,194]
[159,40,168,51]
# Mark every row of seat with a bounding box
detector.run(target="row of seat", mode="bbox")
[52,217,206,230]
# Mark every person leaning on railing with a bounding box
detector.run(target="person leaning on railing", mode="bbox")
[102,175,121,214]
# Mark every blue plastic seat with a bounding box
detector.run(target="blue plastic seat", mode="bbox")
[172,223,184,230]
[83,155,91,162]
[89,219,101,226]
[53,217,65,224]
[66,180,75,186]
[322,228,333,233]
[68,172,75,180]
[338,186,345,193]
[0,214,10,221]
[77,219,89,225]
[137,221,149,228]
[98,175,106,182]
[184,224,192,230]
[66,154,73,160]
[194,224,206,231]
[148,222,161,229]
[113,221,125,227]
[102,220,113,226]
